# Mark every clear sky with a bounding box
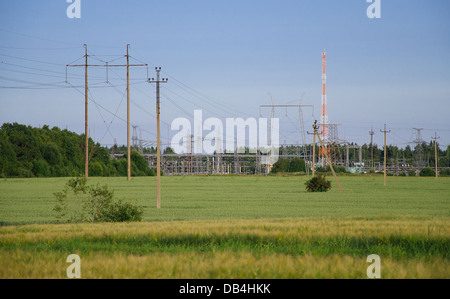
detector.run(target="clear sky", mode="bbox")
[1,0,449,151]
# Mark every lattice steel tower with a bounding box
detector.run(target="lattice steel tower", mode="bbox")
[320,51,329,143]
[413,128,424,168]
[319,51,330,164]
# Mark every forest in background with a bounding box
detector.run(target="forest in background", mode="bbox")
[0,123,155,178]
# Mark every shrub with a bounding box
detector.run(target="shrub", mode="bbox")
[305,174,332,192]
[116,159,128,176]
[315,166,326,173]
[271,158,290,173]
[289,158,306,173]
[408,169,416,177]
[54,177,143,223]
[18,168,33,178]
[89,161,104,177]
[419,167,435,177]
[398,171,406,176]
[99,200,144,222]
[33,159,51,177]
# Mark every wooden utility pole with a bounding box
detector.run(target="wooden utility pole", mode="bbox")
[313,121,343,192]
[312,131,316,178]
[309,121,319,177]
[380,124,390,186]
[432,132,440,179]
[126,45,131,181]
[84,44,89,179]
[148,67,168,209]
[369,128,375,169]
[67,44,147,180]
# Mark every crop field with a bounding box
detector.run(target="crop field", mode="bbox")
[0,175,449,278]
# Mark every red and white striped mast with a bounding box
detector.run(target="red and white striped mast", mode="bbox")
[320,51,329,147]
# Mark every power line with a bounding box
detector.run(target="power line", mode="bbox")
[0,45,81,51]
[0,75,66,87]
[0,29,81,46]
[66,80,156,138]
[126,46,253,118]
[105,66,173,128]
[163,70,254,118]
[0,53,64,66]
[161,87,220,117]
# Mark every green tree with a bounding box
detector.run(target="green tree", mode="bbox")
[89,161,104,177]
[33,159,51,177]
[271,158,290,173]
[419,167,435,177]
[289,158,306,172]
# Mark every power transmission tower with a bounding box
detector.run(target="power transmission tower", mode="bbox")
[380,124,391,186]
[260,102,313,174]
[311,120,342,192]
[66,44,147,180]
[432,132,440,178]
[113,138,118,157]
[148,67,168,209]
[413,128,424,169]
[132,125,139,149]
[328,123,343,166]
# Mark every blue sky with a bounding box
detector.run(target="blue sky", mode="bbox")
[0,0,449,151]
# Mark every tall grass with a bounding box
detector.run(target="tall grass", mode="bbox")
[1,216,449,278]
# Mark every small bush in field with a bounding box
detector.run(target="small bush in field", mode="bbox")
[54,177,143,223]
[305,174,332,192]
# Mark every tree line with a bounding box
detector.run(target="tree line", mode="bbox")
[0,123,156,178]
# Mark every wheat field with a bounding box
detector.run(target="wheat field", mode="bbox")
[0,176,449,278]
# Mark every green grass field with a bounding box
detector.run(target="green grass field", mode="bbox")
[0,175,449,278]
